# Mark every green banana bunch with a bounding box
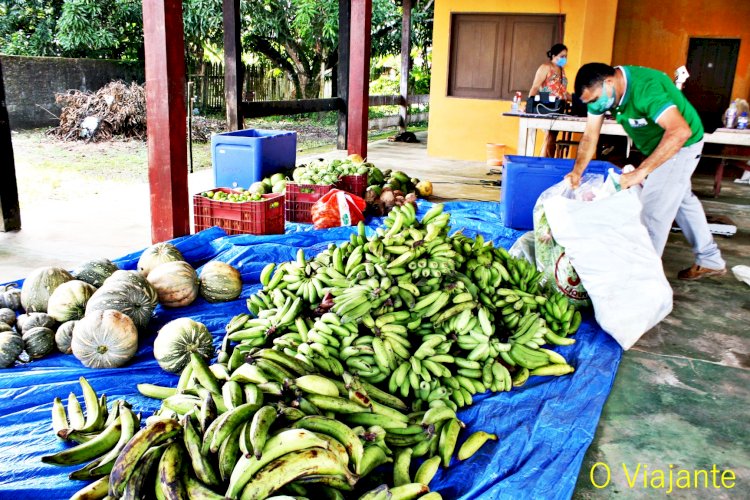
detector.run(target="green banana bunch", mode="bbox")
[238,447,356,499]
[76,201,586,500]
[53,377,111,438]
[42,416,123,466]
[541,292,582,338]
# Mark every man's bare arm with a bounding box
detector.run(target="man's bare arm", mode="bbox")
[619,107,692,189]
[564,113,604,187]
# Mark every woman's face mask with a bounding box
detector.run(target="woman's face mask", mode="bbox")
[588,81,615,114]
[556,56,567,67]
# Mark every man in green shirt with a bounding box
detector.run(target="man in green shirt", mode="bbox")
[565,63,726,281]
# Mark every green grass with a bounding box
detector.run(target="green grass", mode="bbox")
[10,116,427,203]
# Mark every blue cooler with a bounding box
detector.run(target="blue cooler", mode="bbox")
[211,129,297,189]
[500,156,619,230]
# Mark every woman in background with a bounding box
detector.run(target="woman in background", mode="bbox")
[529,43,570,157]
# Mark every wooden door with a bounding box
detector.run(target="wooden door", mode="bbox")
[683,38,740,132]
[448,14,563,100]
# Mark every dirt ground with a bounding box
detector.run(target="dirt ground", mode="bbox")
[9,116,413,207]
[8,120,335,205]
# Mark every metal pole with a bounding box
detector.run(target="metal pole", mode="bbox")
[188,81,194,174]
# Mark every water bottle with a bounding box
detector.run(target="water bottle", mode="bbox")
[738,112,748,130]
[725,101,737,128]
[511,91,522,112]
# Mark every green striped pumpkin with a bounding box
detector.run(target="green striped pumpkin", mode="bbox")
[21,267,74,313]
[0,308,16,327]
[153,318,214,373]
[72,310,138,368]
[0,332,24,368]
[73,258,119,288]
[20,312,57,334]
[86,271,158,331]
[137,242,185,278]
[47,280,97,323]
[22,326,55,359]
[55,320,78,354]
[0,284,22,310]
[147,261,199,308]
[199,261,243,303]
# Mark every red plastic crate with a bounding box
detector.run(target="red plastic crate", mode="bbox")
[193,188,285,235]
[337,173,368,198]
[285,183,335,223]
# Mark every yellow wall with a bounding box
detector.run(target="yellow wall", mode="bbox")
[428,0,619,161]
[612,0,750,100]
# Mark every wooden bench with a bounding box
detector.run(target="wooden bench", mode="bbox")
[701,153,750,196]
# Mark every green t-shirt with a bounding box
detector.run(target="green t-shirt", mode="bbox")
[588,66,703,155]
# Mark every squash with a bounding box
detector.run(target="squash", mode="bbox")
[55,320,77,354]
[199,261,243,303]
[106,269,158,291]
[0,332,24,368]
[0,308,16,327]
[72,310,138,368]
[0,284,22,310]
[21,312,57,334]
[147,261,200,308]
[15,314,28,332]
[153,318,215,373]
[22,326,55,359]
[21,267,74,313]
[0,322,12,334]
[73,258,119,288]
[137,242,185,278]
[86,271,159,331]
[47,280,97,323]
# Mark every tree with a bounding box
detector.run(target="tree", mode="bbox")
[0,0,433,98]
[55,0,142,59]
[239,0,432,99]
[0,0,142,59]
[0,0,65,56]
[183,0,224,74]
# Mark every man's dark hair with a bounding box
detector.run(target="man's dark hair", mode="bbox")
[574,63,616,95]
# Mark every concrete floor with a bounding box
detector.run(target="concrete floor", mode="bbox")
[1,132,748,497]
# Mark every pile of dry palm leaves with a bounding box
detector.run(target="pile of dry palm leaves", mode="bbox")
[49,81,146,141]
[190,116,226,142]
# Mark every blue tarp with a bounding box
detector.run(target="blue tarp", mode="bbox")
[0,201,622,499]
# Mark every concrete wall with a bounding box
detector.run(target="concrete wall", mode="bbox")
[428,0,619,161]
[0,55,144,129]
[613,0,750,101]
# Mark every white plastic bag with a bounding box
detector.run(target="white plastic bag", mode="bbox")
[508,231,536,265]
[732,265,750,287]
[543,183,673,350]
[533,176,605,307]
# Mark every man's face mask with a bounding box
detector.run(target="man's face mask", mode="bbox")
[588,81,615,114]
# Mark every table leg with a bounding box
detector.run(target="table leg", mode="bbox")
[527,128,537,156]
[517,118,529,156]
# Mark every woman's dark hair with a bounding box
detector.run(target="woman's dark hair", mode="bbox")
[546,43,567,59]
[574,63,616,95]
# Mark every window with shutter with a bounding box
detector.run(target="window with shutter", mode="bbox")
[448,13,564,100]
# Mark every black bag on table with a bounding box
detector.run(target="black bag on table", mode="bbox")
[526,92,564,114]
